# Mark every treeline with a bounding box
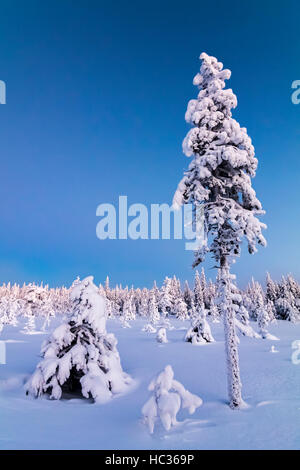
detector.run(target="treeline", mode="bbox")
[0,271,299,330]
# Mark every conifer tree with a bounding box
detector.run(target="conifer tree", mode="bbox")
[183,281,193,312]
[174,53,266,408]
[193,270,204,312]
[25,276,131,403]
[148,291,160,326]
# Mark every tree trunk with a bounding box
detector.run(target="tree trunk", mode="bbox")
[220,256,243,409]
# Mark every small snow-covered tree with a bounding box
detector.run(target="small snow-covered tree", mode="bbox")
[257,294,279,340]
[174,295,188,320]
[265,272,278,304]
[148,291,160,325]
[121,292,135,327]
[25,276,132,403]
[185,304,215,345]
[193,270,204,312]
[265,299,276,324]
[174,53,266,408]
[142,365,202,433]
[187,273,214,344]
[22,313,36,334]
[139,288,149,318]
[276,276,299,321]
[224,277,260,339]
[209,298,220,323]
[183,280,193,312]
[245,278,265,320]
[159,277,173,317]
[156,327,168,344]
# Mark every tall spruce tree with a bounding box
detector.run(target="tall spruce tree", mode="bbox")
[174,53,266,408]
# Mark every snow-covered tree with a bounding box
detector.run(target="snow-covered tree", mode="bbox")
[265,299,276,324]
[185,306,215,345]
[265,272,278,304]
[142,323,157,333]
[25,276,132,403]
[173,295,188,320]
[156,328,168,344]
[193,270,204,312]
[139,288,149,318]
[142,365,202,433]
[159,278,173,317]
[173,53,266,408]
[223,277,260,339]
[22,314,36,334]
[257,294,279,340]
[121,292,135,326]
[148,291,160,326]
[183,280,193,312]
[245,278,265,320]
[209,298,220,323]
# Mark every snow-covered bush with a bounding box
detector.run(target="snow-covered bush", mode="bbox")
[142,365,202,433]
[142,323,157,333]
[275,297,298,322]
[25,276,132,403]
[156,328,168,344]
[185,314,214,345]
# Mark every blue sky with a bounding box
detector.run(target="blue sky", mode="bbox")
[0,0,299,288]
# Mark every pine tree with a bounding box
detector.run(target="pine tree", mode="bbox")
[185,302,215,344]
[209,298,220,323]
[156,327,168,344]
[148,291,160,325]
[142,365,202,433]
[25,276,132,402]
[265,272,278,304]
[173,53,266,408]
[174,295,188,320]
[183,280,193,312]
[193,270,204,312]
[140,288,149,318]
[159,277,172,317]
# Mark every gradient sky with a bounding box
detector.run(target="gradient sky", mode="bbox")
[0,0,299,288]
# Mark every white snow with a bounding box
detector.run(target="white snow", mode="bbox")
[1,317,300,449]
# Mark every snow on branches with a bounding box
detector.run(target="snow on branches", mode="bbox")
[142,365,202,433]
[173,52,266,267]
[25,276,132,403]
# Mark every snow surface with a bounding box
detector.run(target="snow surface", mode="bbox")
[1,317,300,449]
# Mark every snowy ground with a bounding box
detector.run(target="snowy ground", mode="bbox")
[1,317,300,450]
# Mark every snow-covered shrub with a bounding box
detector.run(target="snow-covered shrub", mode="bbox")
[185,303,214,345]
[142,365,202,433]
[156,328,168,344]
[185,316,214,345]
[25,276,132,403]
[173,52,267,409]
[142,323,157,333]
